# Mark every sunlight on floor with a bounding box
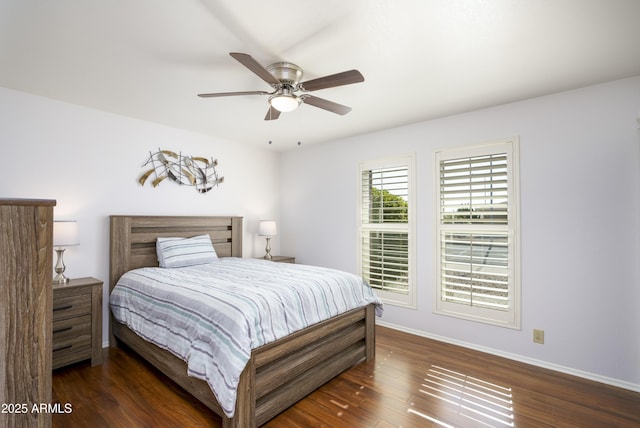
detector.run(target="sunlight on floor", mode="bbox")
[409,364,515,427]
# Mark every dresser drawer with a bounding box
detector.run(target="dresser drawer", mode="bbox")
[53,289,91,321]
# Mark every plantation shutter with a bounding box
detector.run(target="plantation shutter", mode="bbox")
[435,140,519,328]
[440,231,509,310]
[360,164,410,295]
[440,154,508,225]
[439,153,510,310]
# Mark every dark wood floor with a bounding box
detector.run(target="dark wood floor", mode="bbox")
[52,326,640,427]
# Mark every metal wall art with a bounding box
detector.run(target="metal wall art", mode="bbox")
[139,149,224,193]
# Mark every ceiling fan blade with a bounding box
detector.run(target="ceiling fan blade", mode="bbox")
[264,106,281,121]
[230,52,281,86]
[197,90,269,98]
[300,69,364,92]
[302,95,352,115]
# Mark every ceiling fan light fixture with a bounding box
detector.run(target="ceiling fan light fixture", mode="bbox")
[269,93,301,113]
[198,53,364,120]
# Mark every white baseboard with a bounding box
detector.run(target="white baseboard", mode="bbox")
[377,320,640,393]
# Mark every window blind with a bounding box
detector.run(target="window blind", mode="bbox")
[439,153,509,310]
[435,140,520,328]
[441,231,509,310]
[360,163,410,296]
[440,154,508,225]
[361,230,409,294]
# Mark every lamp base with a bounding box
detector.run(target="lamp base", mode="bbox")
[264,237,272,260]
[53,248,70,284]
[53,274,70,284]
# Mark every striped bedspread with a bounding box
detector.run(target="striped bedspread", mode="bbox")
[109,257,382,418]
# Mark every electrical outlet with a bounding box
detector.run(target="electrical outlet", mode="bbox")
[533,329,545,344]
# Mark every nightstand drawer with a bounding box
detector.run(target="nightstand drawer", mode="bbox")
[53,344,92,370]
[53,290,91,321]
[52,277,103,369]
[52,314,91,366]
[53,314,91,342]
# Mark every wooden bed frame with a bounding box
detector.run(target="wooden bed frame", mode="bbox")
[109,215,376,427]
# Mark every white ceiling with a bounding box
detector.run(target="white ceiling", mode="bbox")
[2,0,640,151]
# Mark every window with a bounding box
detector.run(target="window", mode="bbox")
[435,139,520,328]
[358,155,416,308]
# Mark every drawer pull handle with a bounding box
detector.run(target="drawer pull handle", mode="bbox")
[53,327,72,334]
[53,305,72,312]
[53,345,72,352]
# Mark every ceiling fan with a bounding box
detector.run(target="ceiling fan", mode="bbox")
[197,52,364,121]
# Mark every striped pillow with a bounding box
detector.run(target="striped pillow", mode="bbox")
[156,234,218,268]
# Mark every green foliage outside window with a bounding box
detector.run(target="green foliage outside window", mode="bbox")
[369,187,408,223]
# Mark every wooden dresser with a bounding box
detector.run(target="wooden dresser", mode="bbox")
[0,198,55,428]
[52,277,103,369]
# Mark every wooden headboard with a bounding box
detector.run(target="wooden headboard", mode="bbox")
[109,215,243,292]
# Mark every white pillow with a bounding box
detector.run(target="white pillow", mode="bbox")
[156,234,218,268]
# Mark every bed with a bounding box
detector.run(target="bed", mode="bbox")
[109,215,379,427]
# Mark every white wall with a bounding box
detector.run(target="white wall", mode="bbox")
[280,76,640,390]
[0,87,281,344]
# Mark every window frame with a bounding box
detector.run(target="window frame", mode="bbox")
[358,154,416,309]
[434,139,521,329]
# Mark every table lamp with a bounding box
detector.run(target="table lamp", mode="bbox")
[258,220,277,260]
[53,220,78,284]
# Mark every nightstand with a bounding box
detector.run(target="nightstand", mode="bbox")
[52,277,103,369]
[263,256,296,264]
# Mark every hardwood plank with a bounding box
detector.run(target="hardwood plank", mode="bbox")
[53,349,218,428]
[52,326,640,427]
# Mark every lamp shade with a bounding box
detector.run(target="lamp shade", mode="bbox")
[258,220,277,236]
[54,221,79,247]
